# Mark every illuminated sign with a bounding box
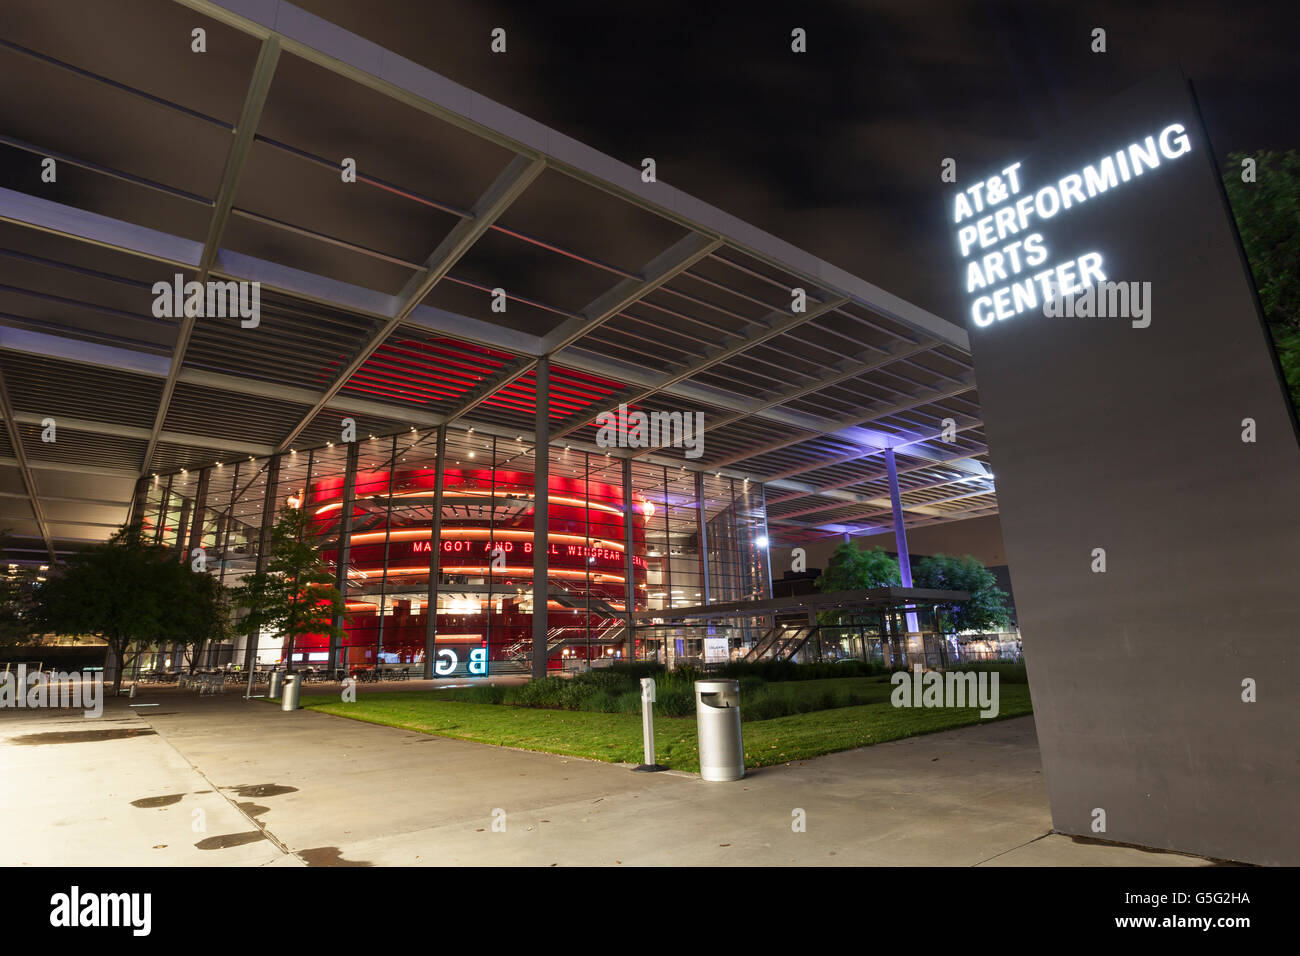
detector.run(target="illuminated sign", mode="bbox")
[409,538,646,570]
[954,72,1300,863]
[434,647,488,676]
[952,123,1192,329]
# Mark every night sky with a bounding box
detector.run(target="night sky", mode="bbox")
[293,0,1300,328]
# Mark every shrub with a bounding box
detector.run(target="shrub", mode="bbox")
[504,676,575,708]
[612,689,644,714]
[461,685,506,705]
[742,694,788,722]
[607,661,668,680]
[949,660,1028,683]
[577,690,621,713]
[715,659,880,682]
[435,658,902,720]
[654,687,696,718]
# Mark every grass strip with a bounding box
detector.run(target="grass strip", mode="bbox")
[301,684,1033,773]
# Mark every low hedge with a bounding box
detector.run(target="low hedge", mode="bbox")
[939,660,1028,683]
[429,658,1024,721]
[713,659,882,681]
[431,665,885,721]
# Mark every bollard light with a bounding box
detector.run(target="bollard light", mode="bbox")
[633,677,666,772]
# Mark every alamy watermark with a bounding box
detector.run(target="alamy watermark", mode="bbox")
[0,666,103,718]
[594,403,705,459]
[890,664,999,718]
[50,886,151,936]
[151,274,261,328]
[1044,279,1152,328]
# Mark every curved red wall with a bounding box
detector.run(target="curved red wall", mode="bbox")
[289,467,648,672]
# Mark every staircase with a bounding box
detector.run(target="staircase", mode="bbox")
[549,586,622,620]
[741,622,816,662]
[503,620,629,668]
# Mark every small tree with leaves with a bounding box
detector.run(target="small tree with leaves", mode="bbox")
[234,505,343,672]
[0,533,42,648]
[814,543,901,648]
[178,568,235,674]
[912,553,1011,636]
[1223,150,1300,412]
[33,524,209,694]
[816,543,902,593]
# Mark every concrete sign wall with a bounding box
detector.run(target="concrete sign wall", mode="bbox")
[954,71,1300,865]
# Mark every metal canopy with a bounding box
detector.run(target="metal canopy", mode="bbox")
[0,0,995,563]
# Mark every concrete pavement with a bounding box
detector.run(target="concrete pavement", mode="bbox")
[1,688,1220,866]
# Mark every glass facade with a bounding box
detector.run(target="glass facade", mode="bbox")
[633,467,773,667]
[136,424,772,677]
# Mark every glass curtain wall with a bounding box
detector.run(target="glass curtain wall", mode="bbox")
[134,423,768,676]
[627,464,772,666]
[699,474,772,659]
[381,430,443,670]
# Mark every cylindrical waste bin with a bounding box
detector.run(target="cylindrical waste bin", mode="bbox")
[281,673,301,712]
[694,679,744,781]
[268,670,283,700]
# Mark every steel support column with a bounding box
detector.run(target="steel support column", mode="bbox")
[884,447,912,588]
[218,460,241,589]
[486,440,497,674]
[662,465,673,666]
[423,425,447,679]
[154,473,172,543]
[184,466,211,565]
[174,492,192,561]
[885,446,919,635]
[728,478,743,599]
[330,441,359,675]
[243,453,280,698]
[530,356,550,680]
[621,456,636,663]
[695,471,711,605]
[128,475,149,530]
[759,482,773,600]
[375,436,398,663]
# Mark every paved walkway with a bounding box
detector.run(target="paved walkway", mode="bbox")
[1,688,1217,866]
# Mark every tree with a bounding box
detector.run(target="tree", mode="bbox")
[177,567,234,674]
[0,533,42,647]
[233,505,343,672]
[814,543,902,648]
[815,542,901,592]
[912,553,1011,636]
[33,523,215,694]
[1223,150,1300,411]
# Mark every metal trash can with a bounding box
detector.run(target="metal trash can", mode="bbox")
[281,673,301,712]
[694,679,744,782]
[268,670,283,700]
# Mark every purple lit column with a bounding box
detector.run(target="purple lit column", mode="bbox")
[884,447,912,588]
[885,447,919,637]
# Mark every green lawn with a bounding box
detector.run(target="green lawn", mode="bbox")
[300,682,1033,773]
[422,674,892,709]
